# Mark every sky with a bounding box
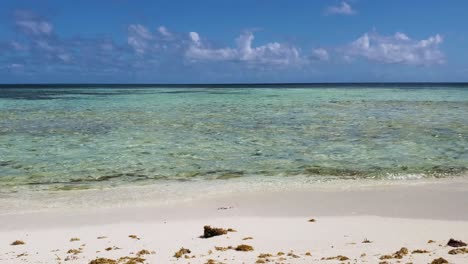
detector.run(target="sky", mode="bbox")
[0,0,468,83]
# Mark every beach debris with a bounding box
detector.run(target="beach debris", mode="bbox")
[235,244,254,251]
[322,255,349,261]
[202,225,228,238]
[174,247,191,258]
[16,252,28,258]
[277,252,285,256]
[88,258,117,264]
[428,239,436,243]
[136,249,152,256]
[67,248,82,255]
[217,206,233,210]
[105,246,121,251]
[287,251,300,258]
[305,251,312,256]
[430,257,448,264]
[227,228,237,232]
[447,238,467,247]
[118,256,146,263]
[10,240,25,246]
[97,236,107,239]
[360,253,366,257]
[412,249,429,254]
[65,255,80,261]
[70,237,80,242]
[362,238,372,243]
[448,247,468,255]
[379,247,409,259]
[308,218,316,222]
[256,253,273,263]
[205,259,223,264]
[128,234,140,240]
[242,237,253,240]
[379,262,390,264]
[214,246,233,251]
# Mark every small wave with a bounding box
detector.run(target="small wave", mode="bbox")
[384,173,426,180]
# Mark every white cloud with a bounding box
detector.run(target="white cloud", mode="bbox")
[325,2,356,15]
[189,32,201,46]
[158,26,172,38]
[345,32,444,65]
[14,10,53,36]
[186,31,302,66]
[311,48,329,61]
[127,24,154,54]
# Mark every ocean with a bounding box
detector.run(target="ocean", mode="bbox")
[1,84,468,194]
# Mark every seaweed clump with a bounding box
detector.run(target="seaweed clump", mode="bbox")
[214,246,233,251]
[379,247,408,260]
[10,240,25,246]
[118,256,145,264]
[67,249,82,255]
[431,257,448,264]
[88,258,117,264]
[136,249,152,256]
[202,226,228,238]
[448,248,468,255]
[235,244,254,251]
[128,235,140,240]
[323,255,349,261]
[70,237,80,242]
[205,259,223,264]
[174,248,191,258]
[412,249,430,254]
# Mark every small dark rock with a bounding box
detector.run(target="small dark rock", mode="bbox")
[447,238,467,247]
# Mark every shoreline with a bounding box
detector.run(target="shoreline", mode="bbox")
[1,176,468,218]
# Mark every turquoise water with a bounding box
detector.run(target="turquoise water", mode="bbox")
[1,85,468,193]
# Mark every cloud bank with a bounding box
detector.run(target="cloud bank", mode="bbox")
[345,32,444,65]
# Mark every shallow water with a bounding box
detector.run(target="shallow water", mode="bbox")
[1,85,468,193]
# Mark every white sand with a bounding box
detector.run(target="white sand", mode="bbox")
[1,177,468,263]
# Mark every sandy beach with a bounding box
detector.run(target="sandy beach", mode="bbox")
[1,177,468,264]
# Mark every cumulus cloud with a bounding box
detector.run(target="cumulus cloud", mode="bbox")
[311,48,329,61]
[186,31,302,66]
[345,32,444,65]
[325,2,356,15]
[127,24,154,54]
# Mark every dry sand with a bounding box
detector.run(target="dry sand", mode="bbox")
[1,177,468,263]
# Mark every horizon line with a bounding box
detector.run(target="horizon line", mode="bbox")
[1,82,468,87]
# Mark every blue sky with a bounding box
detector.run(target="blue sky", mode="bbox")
[1,0,467,83]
